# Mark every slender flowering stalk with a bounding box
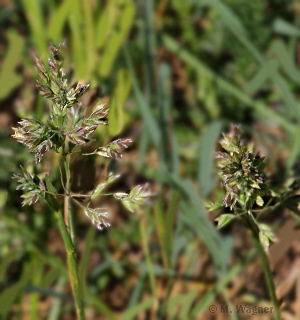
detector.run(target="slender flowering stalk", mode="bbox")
[12,43,151,319]
[208,125,300,320]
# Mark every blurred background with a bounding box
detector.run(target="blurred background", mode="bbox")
[1,0,300,319]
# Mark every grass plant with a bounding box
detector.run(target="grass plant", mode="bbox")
[12,43,150,319]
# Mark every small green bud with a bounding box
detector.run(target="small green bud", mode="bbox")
[215,214,236,229]
[256,195,264,206]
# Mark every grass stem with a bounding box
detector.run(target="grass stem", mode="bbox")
[55,208,85,319]
[60,150,84,318]
[63,153,75,244]
[243,214,281,320]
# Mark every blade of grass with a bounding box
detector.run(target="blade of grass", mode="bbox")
[99,0,135,77]
[29,258,44,320]
[144,0,156,101]
[154,194,172,269]
[127,273,146,308]
[272,39,300,85]
[22,0,47,57]
[286,125,300,171]
[40,269,62,290]
[0,251,18,280]
[124,46,161,149]
[190,248,256,317]
[153,165,189,197]
[157,277,175,319]
[138,127,150,169]
[244,59,279,94]
[167,293,185,317]
[82,0,95,77]
[272,72,300,120]
[48,276,67,320]
[69,13,86,79]
[108,69,132,135]
[0,265,32,315]
[198,121,222,198]
[157,63,172,166]
[199,0,300,121]
[273,18,300,37]
[180,181,226,273]
[171,133,180,174]
[138,0,157,183]
[146,164,231,275]
[86,292,117,320]
[47,0,73,41]
[3,215,67,275]
[165,191,179,264]
[95,0,119,50]
[200,0,263,64]
[180,288,198,319]
[171,228,186,266]
[122,297,156,320]
[79,227,96,298]
[162,34,295,135]
[34,95,44,122]
[0,30,24,99]
[139,218,157,300]
[222,289,238,320]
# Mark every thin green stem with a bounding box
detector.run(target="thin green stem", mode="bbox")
[73,198,105,212]
[63,153,75,245]
[72,192,116,197]
[73,198,88,210]
[251,198,273,212]
[243,214,281,320]
[44,190,118,198]
[256,203,281,219]
[43,196,85,319]
[56,208,85,319]
[55,153,66,193]
[81,152,97,156]
[61,142,84,319]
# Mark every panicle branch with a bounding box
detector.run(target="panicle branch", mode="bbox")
[12,42,152,230]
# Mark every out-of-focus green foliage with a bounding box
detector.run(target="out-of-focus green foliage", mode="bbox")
[1,0,300,318]
[0,30,24,99]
